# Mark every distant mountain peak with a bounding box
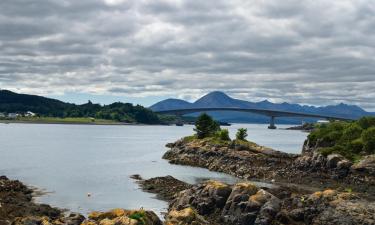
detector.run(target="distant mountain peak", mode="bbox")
[194,91,238,107]
[149,98,192,111]
[201,91,232,99]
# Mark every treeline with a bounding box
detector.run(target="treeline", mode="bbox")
[0,90,169,124]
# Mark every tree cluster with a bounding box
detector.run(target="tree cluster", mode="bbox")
[194,113,248,142]
[308,116,375,161]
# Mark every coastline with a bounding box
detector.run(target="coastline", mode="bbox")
[163,138,375,196]
[0,119,171,126]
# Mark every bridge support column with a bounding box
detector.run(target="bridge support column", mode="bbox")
[268,116,276,129]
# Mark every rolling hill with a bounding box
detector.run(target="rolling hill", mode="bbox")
[0,90,163,124]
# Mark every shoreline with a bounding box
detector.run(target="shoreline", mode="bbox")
[163,138,375,197]
[0,120,172,126]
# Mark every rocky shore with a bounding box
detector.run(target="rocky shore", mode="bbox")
[0,176,163,225]
[133,175,375,225]
[163,138,375,195]
[2,134,375,225]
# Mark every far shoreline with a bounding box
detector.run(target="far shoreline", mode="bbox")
[0,119,172,126]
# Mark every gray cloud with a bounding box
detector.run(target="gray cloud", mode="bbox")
[0,0,375,110]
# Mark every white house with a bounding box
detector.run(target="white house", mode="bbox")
[25,111,36,117]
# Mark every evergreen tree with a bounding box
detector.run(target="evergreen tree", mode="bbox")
[194,113,220,139]
[236,128,248,141]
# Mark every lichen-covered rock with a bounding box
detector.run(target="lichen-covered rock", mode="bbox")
[170,180,232,215]
[165,208,209,225]
[12,214,86,225]
[221,183,260,224]
[84,209,162,225]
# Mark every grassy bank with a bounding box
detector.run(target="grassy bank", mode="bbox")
[0,117,132,125]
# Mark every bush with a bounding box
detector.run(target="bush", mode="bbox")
[341,123,362,142]
[236,128,248,141]
[216,129,231,141]
[362,127,375,154]
[358,116,375,129]
[348,138,364,154]
[194,113,220,139]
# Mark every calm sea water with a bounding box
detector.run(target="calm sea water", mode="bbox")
[0,123,307,216]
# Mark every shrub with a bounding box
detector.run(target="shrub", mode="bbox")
[216,129,231,141]
[236,128,248,141]
[341,123,363,142]
[358,116,375,129]
[362,127,375,154]
[348,138,364,154]
[194,113,220,139]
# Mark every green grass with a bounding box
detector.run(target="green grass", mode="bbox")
[129,211,145,224]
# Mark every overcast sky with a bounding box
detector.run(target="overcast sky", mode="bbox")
[0,0,374,110]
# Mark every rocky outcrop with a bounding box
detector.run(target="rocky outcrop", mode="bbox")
[163,139,296,181]
[168,180,375,225]
[163,138,375,194]
[0,176,163,225]
[0,176,65,225]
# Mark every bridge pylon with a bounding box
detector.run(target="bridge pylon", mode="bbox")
[268,116,277,129]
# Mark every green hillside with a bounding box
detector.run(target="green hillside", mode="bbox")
[0,90,170,124]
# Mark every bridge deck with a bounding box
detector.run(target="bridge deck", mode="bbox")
[154,107,353,121]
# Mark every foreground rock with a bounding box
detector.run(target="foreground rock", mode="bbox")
[169,179,375,225]
[163,138,375,195]
[0,176,163,225]
[0,176,66,225]
[84,209,162,225]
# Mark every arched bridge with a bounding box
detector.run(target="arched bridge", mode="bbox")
[154,107,353,129]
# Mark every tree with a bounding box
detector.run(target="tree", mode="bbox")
[194,113,220,139]
[236,128,248,141]
[217,129,230,141]
[362,127,375,154]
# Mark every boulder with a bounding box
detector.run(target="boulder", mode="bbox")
[326,154,345,169]
[165,207,209,225]
[221,183,260,224]
[171,180,232,215]
[351,155,375,175]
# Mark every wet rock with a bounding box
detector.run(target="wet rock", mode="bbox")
[134,176,192,201]
[66,213,85,225]
[0,176,63,223]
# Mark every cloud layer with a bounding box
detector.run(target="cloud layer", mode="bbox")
[0,0,374,110]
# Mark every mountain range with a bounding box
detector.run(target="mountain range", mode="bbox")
[150,91,374,124]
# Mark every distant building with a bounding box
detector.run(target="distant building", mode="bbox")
[25,111,36,117]
[317,119,330,124]
[7,113,19,119]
